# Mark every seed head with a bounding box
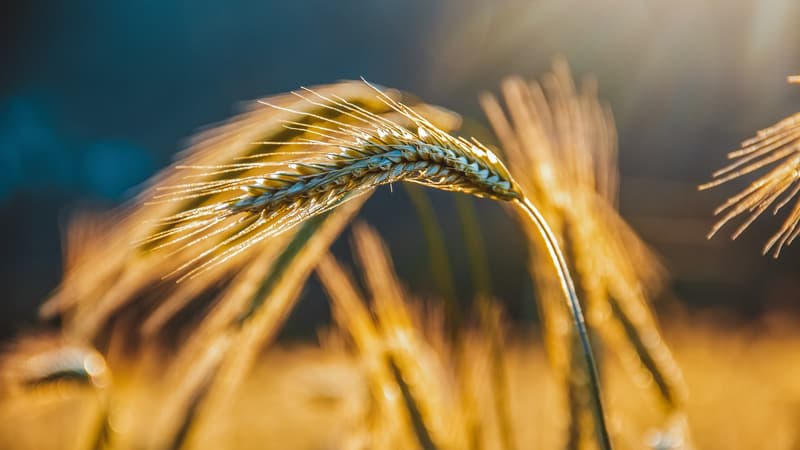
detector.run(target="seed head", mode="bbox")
[146,81,519,279]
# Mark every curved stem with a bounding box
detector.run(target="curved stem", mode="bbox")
[513,197,612,450]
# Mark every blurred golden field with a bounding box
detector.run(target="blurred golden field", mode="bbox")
[2,316,799,450]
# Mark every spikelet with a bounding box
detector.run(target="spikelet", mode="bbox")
[143,81,518,284]
[700,76,800,257]
[41,82,462,342]
[481,60,687,446]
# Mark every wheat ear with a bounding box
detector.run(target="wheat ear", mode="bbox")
[145,80,517,280]
[42,82,423,343]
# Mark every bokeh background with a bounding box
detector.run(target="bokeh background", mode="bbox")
[2,0,799,338]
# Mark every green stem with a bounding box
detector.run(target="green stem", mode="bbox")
[513,197,612,450]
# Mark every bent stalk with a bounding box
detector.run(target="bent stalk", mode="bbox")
[513,197,612,450]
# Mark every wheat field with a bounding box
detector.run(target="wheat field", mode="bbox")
[1,59,799,450]
[2,319,799,450]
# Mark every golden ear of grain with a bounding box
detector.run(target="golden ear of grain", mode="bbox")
[40,82,464,344]
[43,82,391,319]
[141,81,519,286]
[700,78,800,257]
